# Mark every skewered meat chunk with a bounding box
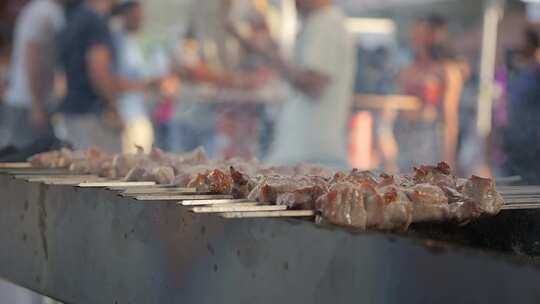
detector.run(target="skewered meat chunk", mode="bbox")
[276,185,327,210]
[413,162,457,190]
[315,182,367,230]
[461,175,504,215]
[316,182,412,231]
[330,169,379,187]
[404,183,450,223]
[357,182,385,228]
[378,185,413,231]
[69,148,113,175]
[187,169,233,194]
[230,166,256,199]
[248,175,328,209]
[152,166,175,185]
[111,148,148,178]
[124,164,176,184]
[28,148,85,168]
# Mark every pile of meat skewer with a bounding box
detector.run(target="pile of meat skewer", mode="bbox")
[28,148,505,231]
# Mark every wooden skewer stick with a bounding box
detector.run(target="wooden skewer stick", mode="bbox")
[120,187,198,195]
[30,178,107,184]
[17,174,98,181]
[181,199,250,206]
[44,178,110,185]
[220,210,316,219]
[107,185,191,191]
[78,181,156,188]
[4,169,70,175]
[0,162,31,169]
[190,204,287,213]
[134,194,233,201]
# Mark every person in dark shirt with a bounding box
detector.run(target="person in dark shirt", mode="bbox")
[60,0,146,152]
[504,29,540,184]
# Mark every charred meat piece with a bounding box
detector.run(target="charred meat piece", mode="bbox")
[315,182,367,230]
[187,169,233,194]
[230,166,256,199]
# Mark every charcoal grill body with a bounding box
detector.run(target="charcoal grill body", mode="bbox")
[1,174,540,304]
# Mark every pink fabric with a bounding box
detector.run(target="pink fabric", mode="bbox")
[153,97,175,124]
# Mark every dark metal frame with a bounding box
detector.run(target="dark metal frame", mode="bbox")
[2,174,540,303]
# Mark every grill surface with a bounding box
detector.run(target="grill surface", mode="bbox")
[2,173,540,303]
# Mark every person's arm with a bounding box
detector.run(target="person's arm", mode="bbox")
[227,21,329,99]
[25,40,49,129]
[442,62,463,168]
[86,44,145,107]
[25,13,56,130]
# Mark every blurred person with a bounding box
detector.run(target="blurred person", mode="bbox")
[111,0,154,153]
[2,0,66,148]
[430,14,470,173]
[171,0,273,158]
[396,15,463,171]
[59,0,147,152]
[504,28,540,184]
[237,0,356,168]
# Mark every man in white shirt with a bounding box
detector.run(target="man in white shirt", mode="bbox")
[263,0,356,168]
[3,0,65,148]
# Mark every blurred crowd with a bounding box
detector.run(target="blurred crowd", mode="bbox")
[0,0,539,179]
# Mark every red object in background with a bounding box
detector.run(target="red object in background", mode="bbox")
[215,106,259,160]
[349,111,373,170]
[153,97,175,124]
[423,78,443,106]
